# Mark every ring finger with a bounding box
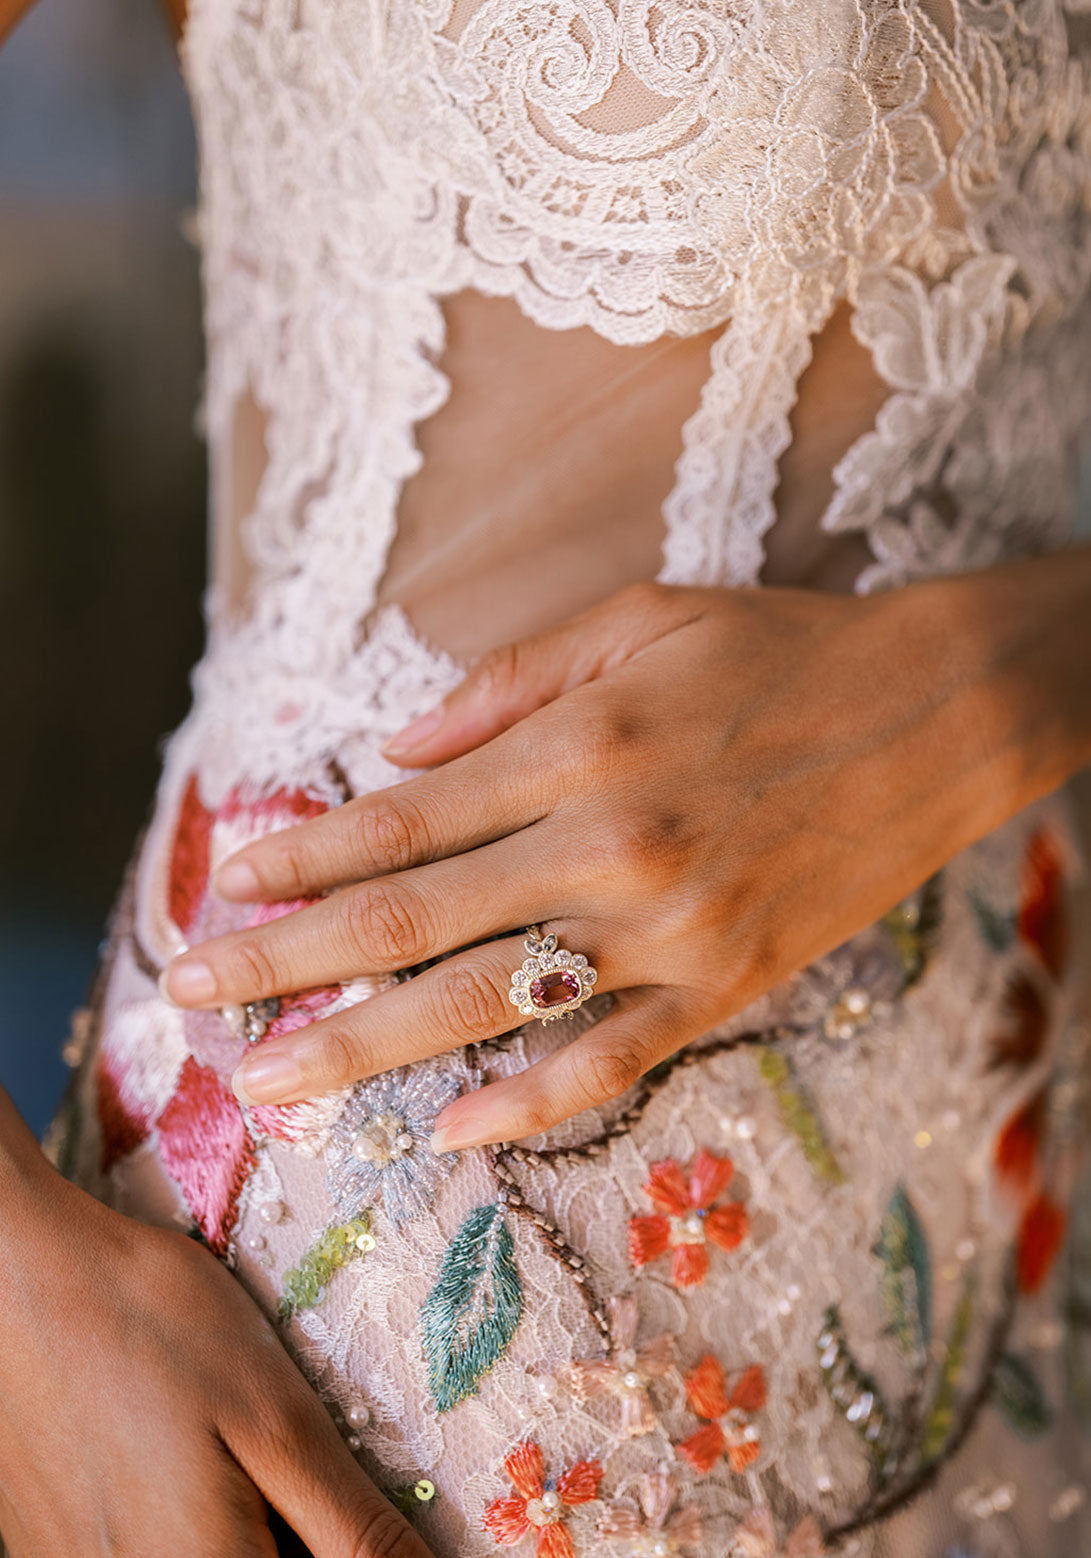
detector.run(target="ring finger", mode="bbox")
[229,924,617,1107]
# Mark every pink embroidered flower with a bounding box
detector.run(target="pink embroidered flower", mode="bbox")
[733,1504,825,1556]
[483,1442,602,1557]
[678,1354,767,1475]
[563,1293,674,1437]
[95,771,353,1254]
[628,1150,749,1288]
[597,1469,702,1553]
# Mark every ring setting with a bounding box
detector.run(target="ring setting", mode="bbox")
[509,928,598,1024]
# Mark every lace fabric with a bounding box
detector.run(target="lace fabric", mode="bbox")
[40,0,1091,1552]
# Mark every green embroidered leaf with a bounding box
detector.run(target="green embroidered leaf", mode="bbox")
[991,1352,1054,1439]
[758,1048,845,1185]
[421,1203,523,1413]
[968,891,1017,953]
[816,1306,898,1481]
[920,1276,974,1462]
[882,872,944,989]
[874,1185,932,1367]
[278,1214,373,1320]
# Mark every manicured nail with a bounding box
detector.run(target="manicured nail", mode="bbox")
[232,1052,304,1105]
[157,968,181,1008]
[165,958,217,1004]
[214,858,261,900]
[430,1117,492,1154]
[381,706,443,755]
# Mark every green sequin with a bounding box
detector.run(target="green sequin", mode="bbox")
[759,1048,845,1185]
[278,1214,374,1320]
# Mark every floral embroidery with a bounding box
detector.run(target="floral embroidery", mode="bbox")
[758,1050,845,1186]
[732,1504,825,1556]
[483,1442,602,1555]
[597,1469,702,1553]
[155,1056,257,1255]
[628,1150,749,1289]
[986,972,1049,1072]
[421,1203,523,1412]
[278,1214,374,1320]
[993,1090,1068,1295]
[326,1066,459,1228]
[677,1354,766,1474]
[563,1293,674,1437]
[1017,829,1068,980]
[874,1185,932,1369]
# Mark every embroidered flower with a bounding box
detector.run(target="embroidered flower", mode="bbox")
[994,1090,1068,1295]
[678,1354,767,1474]
[628,1150,749,1288]
[563,1293,674,1437]
[732,1504,825,1556]
[483,1442,602,1556]
[597,1469,702,1554]
[326,1065,460,1228]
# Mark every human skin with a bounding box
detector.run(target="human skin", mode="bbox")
[159,549,1091,1150]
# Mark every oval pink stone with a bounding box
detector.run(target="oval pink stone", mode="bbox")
[529,969,580,1008]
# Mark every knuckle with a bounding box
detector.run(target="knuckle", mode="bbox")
[308,1021,369,1086]
[231,936,282,995]
[351,796,421,874]
[580,1039,645,1104]
[350,1509,423,1558]
[434,961,509,1041]
[473,641,522,702]
[616,578,672,621]
[346,881,427,967]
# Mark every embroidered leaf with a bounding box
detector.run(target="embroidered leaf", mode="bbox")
[421,1203,523,1412]
[881,872,943,989]
[278,1214,374,1320]
[990,1352,1053,1439]
[815,1306,897,1480]
[920,1276,974,1463]
[874,1185,932,1367]
[968,891,1016,953]
[758,1049,845,1186]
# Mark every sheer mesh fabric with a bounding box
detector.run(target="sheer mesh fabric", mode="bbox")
[43,0,1091,1553]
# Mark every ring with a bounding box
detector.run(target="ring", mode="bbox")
[508,926,598,1024]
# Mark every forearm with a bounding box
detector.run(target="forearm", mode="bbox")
[898,541,1091,853]
[0,1084,58,1221]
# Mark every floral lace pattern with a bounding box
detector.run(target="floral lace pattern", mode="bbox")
[38,0,1091,1552]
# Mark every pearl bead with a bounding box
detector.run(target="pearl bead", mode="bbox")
[541,1491,560,1512]
[843,987,870,1015]
[346,1434,362,1451]
[652,1542,670,1558]
[246,1233,267,1252]
[622,1370,642,1390]
[221,1003,246,1035]
[786,1283,801,1301]
[395,1132,415,1151]
[258,1199,287,1225]
[346,1403,370,1429]
[536,1375,558,1399]
[742,1424,759,1442]
[683,1212,705,1238]
[353,1134,380,1162]
[955,1238,977,1262]
[735,1116,756,1140]
[991,1484,1015,1513]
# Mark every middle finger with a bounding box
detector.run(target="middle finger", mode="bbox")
[164,820,577,1008]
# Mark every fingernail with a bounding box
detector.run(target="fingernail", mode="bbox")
[214,858,261,900]
[165,958,217,1004]
[232,1052,304,1105]
[381,706,443,755]
[157,968,180,1008]
[430,1117,491,1154]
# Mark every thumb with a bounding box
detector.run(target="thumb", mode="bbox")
[381,581,692,765]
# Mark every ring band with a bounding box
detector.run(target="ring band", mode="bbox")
[509,925,598,1024]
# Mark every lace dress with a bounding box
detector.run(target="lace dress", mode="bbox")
[42,0,1091,1553]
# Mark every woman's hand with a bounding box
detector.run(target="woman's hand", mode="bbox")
[0,1129,430,1558]
[163,556,1091,1151]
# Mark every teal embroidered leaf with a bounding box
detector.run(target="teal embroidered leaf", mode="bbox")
[968,891,1016,953]
[991,1352,1054,1439]
[920,1276,974,1462]
[874,1185,932,1368]
[421,1203,523,1413]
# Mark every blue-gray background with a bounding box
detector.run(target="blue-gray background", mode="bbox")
[0,0,204,1136]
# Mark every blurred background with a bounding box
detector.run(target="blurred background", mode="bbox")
[0,0,205,1135]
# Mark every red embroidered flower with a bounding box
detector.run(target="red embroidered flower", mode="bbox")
[1016,1192,1067,1295]
[1017,828,1068,980]
[994,1088,1067,1295]
[678,1354,767,1474]
[628,1150,749,1288]
[483,1442,602,1556]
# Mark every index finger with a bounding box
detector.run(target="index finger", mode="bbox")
[214,721,563,904]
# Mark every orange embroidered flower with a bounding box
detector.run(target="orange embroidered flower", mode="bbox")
[994,1089,1068,1295]
[483,1442,602,1556]
[1017,828,1068,980]
[628,1150,749,1288]
[1016,1192,1067,1295]
[678,1354,767,1474]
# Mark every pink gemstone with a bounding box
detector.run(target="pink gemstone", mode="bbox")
[529,970,580,1008]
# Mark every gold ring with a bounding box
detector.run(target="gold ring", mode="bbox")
[508,926,598,1024]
